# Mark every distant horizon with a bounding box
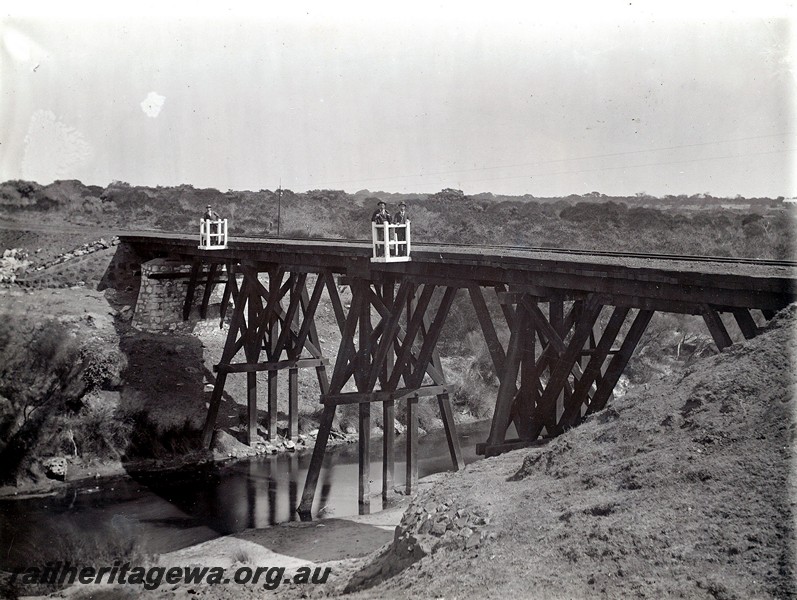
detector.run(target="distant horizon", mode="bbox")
[1,177,790,201]
[2,5,794,199]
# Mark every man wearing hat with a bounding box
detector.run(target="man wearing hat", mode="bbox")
[371,200,391,257]
[392,202,409,226]
[203,204,220,221]
[371,200,391,225]
[203,204,221,235]
[392,202,409,256]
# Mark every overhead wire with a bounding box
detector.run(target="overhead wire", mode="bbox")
[313,131,795,188]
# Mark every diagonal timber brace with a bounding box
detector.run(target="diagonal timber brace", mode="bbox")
[201,268,337,448]
[477,292,654,457]
[298,278,463,517]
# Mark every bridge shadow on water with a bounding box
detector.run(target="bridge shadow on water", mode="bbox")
[0,419,490,571]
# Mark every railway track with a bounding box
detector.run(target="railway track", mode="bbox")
[235,234,797,269]
[420,241,797,268]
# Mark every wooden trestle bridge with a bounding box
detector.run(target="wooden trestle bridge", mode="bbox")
[119,233,797,516]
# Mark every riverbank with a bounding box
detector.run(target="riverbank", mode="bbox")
[14,304,792,600]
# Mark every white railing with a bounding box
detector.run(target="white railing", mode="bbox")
[371,222,411,263]
[199,218,228,250]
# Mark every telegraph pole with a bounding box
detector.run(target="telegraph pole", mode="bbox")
[277,181,282,238]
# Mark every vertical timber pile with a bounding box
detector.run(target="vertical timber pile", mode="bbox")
[200,263,334,448]
[298,277,464,517]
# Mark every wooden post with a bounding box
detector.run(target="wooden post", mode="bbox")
[701,305,733,351]
[468,285,506,375]
[297,404,336,516]
[359,402,371,514]
[289,454,299,522]
[323,271,347,334]
[288,367,298,440]
[368,281,411,391]
[387,284,435,390]
[201,273,252,448]
[201,372,228,448]
[246,371,258,444]
[732,308,759,340]
[549,298,565,426]
[268,268,282,441]
[383,399,395,501]
[329,284,365,394]
[245,282,260,445]
[486,313,523,448]
[357,280,372,512]
[512,300,536,440]
[299,275,331,396]
[437,393,464,470]
[382,281,395,502]
[267,371,278,440]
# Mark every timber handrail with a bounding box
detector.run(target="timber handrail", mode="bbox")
[199,218,228,249]
[371,221,411,263]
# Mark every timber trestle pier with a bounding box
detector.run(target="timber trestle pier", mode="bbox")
[119,233,797,516]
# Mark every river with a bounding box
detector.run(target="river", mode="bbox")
[0,419,492,571]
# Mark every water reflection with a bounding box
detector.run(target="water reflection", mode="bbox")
[0,420,490,571]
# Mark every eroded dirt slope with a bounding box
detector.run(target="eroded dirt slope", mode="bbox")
[339,306,796,599]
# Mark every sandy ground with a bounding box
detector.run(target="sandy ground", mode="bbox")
[14,480,435,600]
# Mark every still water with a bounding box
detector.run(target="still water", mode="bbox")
[0,420,492,571]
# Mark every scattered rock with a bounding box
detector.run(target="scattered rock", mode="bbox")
[42,457,67,481]
[211,430,252,458]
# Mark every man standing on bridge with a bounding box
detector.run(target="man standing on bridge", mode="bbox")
[392,201,409,256]
[203,204,222,241]
[203,204,220,223]
[371,200,391,257]
[371,200,390,225]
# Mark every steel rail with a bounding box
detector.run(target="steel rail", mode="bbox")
[229,234,797,268]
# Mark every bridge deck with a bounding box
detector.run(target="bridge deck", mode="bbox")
[120,233,796,312]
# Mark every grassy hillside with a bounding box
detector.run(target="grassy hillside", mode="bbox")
[1,180,793,259]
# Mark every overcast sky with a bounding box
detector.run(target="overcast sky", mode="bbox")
[1,3,794,197]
